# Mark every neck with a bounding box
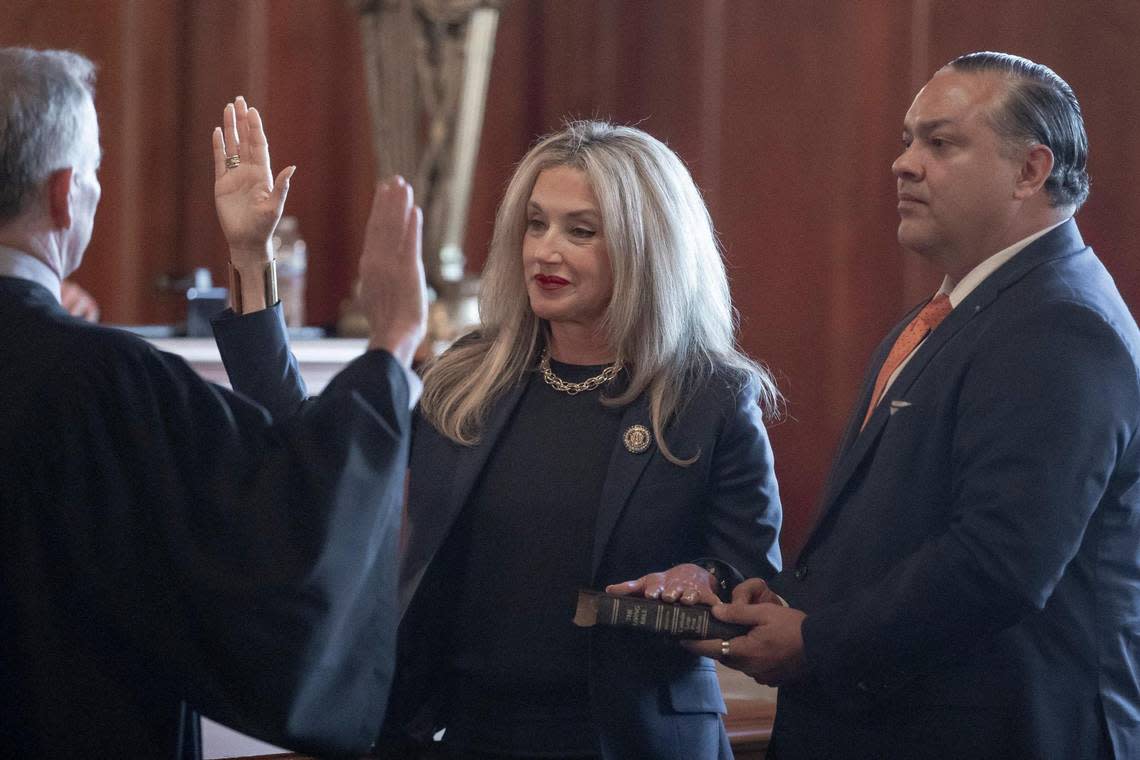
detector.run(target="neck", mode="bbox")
[0,242,64,301]
[931,207,1071,281]
[546,321,615,364]
[0,218,70,282]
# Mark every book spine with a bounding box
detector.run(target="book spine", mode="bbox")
[596,595,748,639]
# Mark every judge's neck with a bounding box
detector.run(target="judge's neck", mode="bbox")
[0,241,63,302]
[546,322,615,365]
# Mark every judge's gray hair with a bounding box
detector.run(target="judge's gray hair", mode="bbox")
[0,47,96,223]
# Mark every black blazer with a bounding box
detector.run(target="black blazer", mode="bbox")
[382,363,783,759]
[769,221,1140,759]
[3,286,412,759]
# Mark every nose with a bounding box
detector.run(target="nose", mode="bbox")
[892,145,921,181]
[530,230,563,264]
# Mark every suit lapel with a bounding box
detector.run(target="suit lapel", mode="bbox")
[440,380,527,537]
[803,220,1088,555]
[402,379,527,611]
[591,393,654,579]
[810,302,977,533]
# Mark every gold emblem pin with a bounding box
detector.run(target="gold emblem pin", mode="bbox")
[623,424,651,454]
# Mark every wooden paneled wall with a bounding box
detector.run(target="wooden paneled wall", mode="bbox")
[4,1,1138,559]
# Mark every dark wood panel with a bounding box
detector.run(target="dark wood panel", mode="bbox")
[4,0,1139,559]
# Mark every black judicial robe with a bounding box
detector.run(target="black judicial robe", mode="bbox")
[0,276,410,759]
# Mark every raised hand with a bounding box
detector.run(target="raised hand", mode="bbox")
[358,177,427,367]
[212,96,295,267]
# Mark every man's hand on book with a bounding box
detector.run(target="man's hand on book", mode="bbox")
[606,563,721,606]
[680,581,808,686]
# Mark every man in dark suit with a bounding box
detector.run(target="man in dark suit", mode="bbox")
[0,47,425,758]
[674,52,1140,758]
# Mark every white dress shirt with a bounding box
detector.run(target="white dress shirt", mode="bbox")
[0,245,61,302]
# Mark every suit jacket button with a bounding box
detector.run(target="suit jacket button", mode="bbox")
[794,565,808,580]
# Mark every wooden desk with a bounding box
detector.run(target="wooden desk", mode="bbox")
[148,337,369,393]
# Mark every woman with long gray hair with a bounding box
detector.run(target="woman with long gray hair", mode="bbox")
[380,120,784,759]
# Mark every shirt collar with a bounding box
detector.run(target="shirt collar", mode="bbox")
[0,245,61,301]
[938,218,1070,306]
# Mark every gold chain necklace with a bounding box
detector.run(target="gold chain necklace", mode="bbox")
[539,348,622,395]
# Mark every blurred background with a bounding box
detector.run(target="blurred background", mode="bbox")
[4,0,1138,562]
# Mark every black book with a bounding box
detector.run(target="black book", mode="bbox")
[571,589,749,640]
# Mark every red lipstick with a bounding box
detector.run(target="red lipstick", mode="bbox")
[535,274,569,290]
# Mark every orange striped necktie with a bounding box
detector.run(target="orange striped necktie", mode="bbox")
[861,293,953,429]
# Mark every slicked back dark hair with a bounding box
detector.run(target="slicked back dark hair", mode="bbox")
[949,51,1089,210]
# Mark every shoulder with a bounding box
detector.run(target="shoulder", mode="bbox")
[984,259,1139,372]
[677,361,764,415]
[965,290,1140,419]
[45,321,203,401]
[660,361,769,448]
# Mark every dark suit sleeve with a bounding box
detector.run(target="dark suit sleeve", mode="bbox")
[700,375,784,580]
[38,321,410,754]
[800,302,1140,704]
[212,305,308,418]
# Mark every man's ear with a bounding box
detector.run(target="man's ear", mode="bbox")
[45,167,74,229]
[1014,143,1054,200]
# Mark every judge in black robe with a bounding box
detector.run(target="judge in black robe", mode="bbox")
[0,286,410,757]
[0,47,425,759]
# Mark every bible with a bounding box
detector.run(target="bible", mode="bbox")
[572,590,749,639]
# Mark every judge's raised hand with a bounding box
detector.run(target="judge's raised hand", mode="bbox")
[606,563,721,606]
[212,96,295,267]
[358,177,427,368]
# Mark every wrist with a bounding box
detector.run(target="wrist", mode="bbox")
[228,243,274,269]
[228,258,278,314]
[697,559,737,602]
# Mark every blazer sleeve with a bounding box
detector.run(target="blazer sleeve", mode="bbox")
[800,301,1140,704]
[699,374,784,581]
[211,305,308,419]
[33,324,411,754]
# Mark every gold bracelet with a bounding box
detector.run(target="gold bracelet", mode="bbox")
[228,259,278,314]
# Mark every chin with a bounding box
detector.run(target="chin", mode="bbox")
[528,296,565,323]
[897,223,930,253]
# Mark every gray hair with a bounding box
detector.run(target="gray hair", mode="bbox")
[0,47,97,223]
[420,120,780,464]
[948,51,1089,210]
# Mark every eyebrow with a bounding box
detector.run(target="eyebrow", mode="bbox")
[527,200,599,218]
[904,118,958,137]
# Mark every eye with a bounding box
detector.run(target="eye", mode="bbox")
[929,136,948,149]
[526,218,546,233]
[570,226,596,239]
[901,134,912,148]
